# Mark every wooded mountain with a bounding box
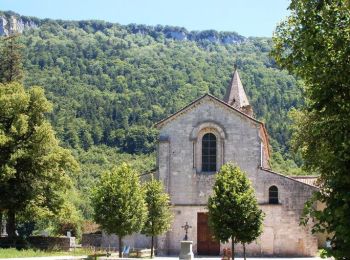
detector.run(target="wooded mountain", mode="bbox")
[1,11,305,180]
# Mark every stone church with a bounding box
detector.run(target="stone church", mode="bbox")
[154,69,319,256]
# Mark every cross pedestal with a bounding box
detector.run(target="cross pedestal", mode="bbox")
[179,240,194,260]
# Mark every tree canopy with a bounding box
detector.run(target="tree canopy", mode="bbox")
[142,178,173,258]
[0,81,78,237]
[91,163,147,257]
[272,0,350,258]
[208,163,264,260]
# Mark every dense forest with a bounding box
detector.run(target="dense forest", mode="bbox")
[1,11,307,222]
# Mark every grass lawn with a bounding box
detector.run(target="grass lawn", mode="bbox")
[0,248,93,258]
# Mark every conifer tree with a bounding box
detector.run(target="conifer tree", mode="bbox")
[142,178,173,258]
[92,163,147,258]
[208,163,264,260]
[0,35,23,83]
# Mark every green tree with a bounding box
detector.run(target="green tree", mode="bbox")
[0,35,23,83]
[0,82,78,237]
[141,178,173,258]
[208,163,264,260]
[272,1,350,258]
[20,198,83,239]
[52,200,83,239]
[91,163,147,257]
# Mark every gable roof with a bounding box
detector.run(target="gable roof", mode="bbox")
[260,167,319,189]
[155,93,262,128]
[155,93,271,158]
[291,176,319,187]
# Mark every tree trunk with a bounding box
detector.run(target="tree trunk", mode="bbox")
[243,243,246,260]
[0,212,2,236]
[231,238,235,260]
[151,235,154,258]
[119,236,123,258]
[6,210,16,238]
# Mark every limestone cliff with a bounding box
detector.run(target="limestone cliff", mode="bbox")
[0,12,37,36]
[0,10,245,44]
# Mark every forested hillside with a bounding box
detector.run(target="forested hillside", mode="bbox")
[0,11,309,223]
[2,12,307,207]
[10,13,306,173]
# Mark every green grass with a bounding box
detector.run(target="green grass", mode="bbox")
[0,248,93,258]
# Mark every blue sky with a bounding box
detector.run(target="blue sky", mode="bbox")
[1,0,290,37]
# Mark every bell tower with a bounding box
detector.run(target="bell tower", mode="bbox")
[223,69,253,117]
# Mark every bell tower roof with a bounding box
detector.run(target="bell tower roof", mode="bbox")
[223,69,250,109]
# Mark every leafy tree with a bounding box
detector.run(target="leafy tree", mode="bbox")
[52,200,83,239]
[91,163,147,257]
[75,146,156,219]
[141,178,173,258]
[0,82,78,237]
[272,0,350,258]
[0,35,23,83]
[19,198,83,239]
[208,163,264,260]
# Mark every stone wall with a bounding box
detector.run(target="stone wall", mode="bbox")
[158,97,262,206]
[82,233,102,247]
[29,236,75,250]
[162,201,317,257]
[0,236,74,250]
[166,205,206,255]
[101,232,151,250]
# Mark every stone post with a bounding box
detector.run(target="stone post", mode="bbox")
[179,241,194,260]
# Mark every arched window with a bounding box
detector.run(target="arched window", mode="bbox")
[202,133,217,172]
[269,186,279,204]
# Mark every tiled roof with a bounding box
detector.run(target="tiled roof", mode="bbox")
[291,176,319,187]
[260,168,319,189]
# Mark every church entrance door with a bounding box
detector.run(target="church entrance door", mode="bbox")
[197,212,220,255]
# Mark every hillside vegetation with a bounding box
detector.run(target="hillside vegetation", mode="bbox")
[1,12,308,219]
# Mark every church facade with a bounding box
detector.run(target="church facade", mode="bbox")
[155,70,319,256]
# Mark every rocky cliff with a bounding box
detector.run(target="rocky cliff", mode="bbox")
[0,12,38,36]
[0,10,245,44]
[127,24,246,44]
